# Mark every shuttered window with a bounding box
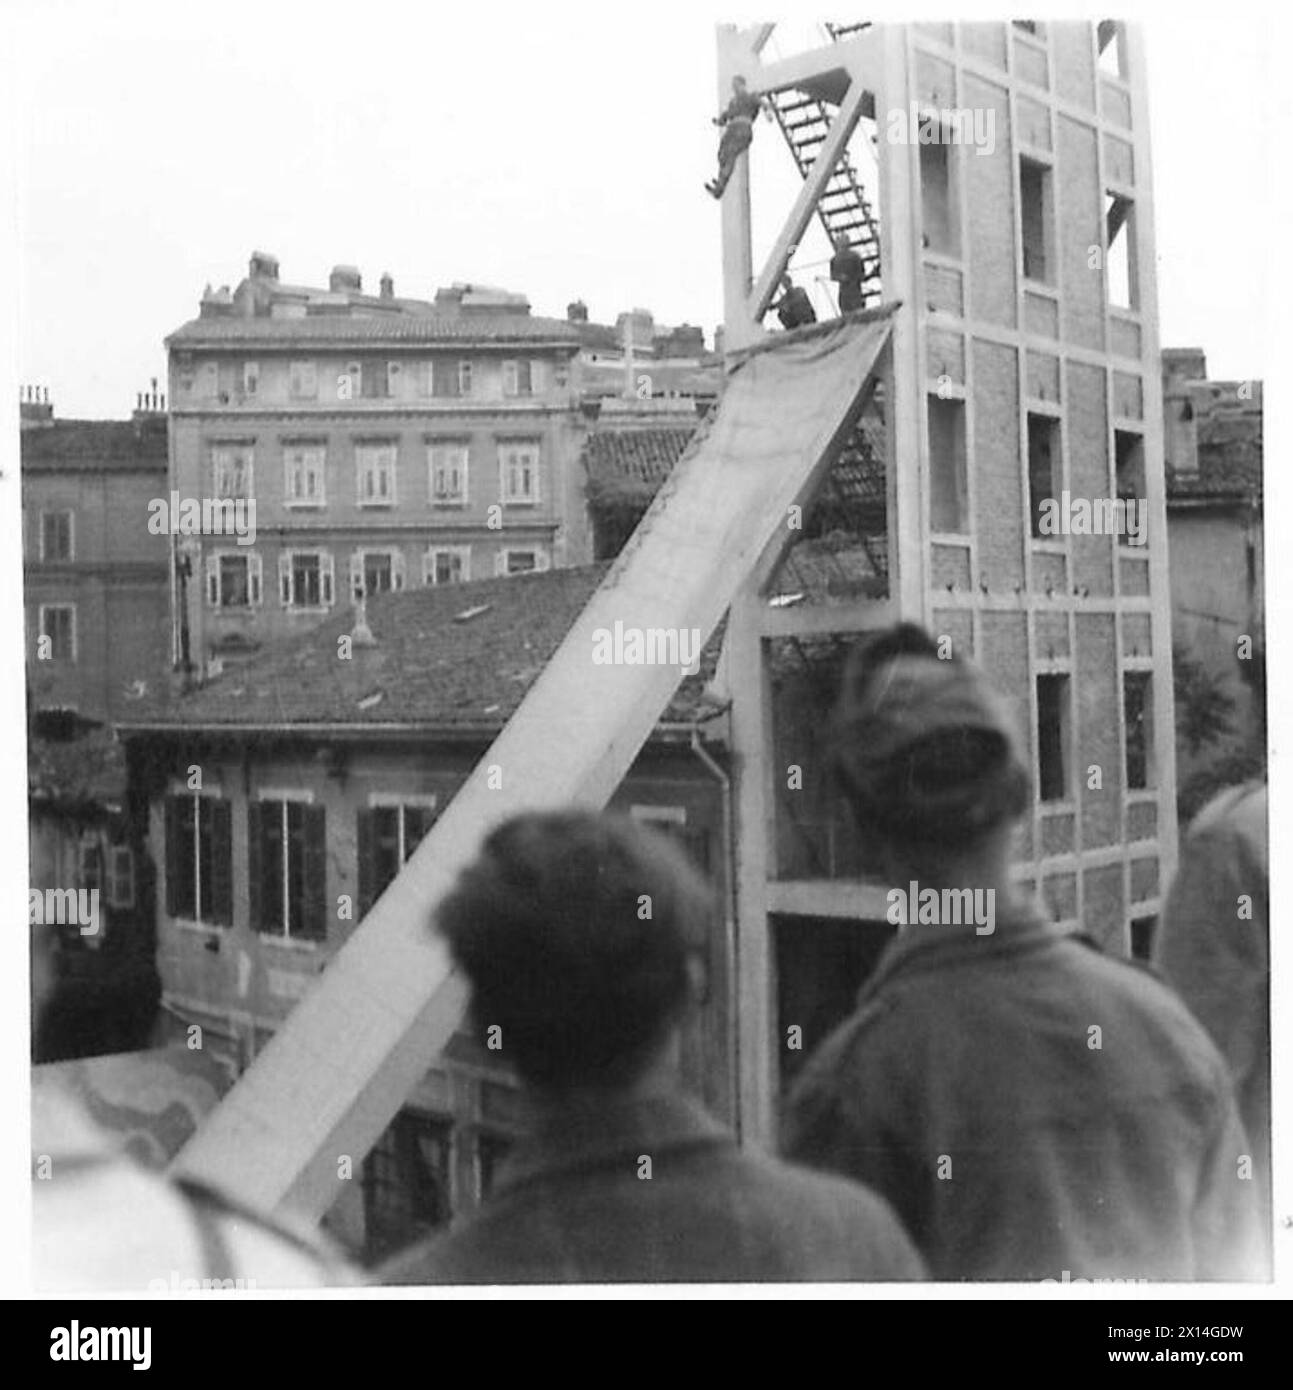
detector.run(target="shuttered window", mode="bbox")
[357,801,437,919]
[249,799,327,942]
[163,794,232,925]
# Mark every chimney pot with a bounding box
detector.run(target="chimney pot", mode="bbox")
[380,272,394,299]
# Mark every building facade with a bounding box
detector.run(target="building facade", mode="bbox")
[21,388,172,723]
[166,256,592,672]
[121,566,731,1263]
[1161,349,1263,811]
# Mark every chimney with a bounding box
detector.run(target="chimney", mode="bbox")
[18,384,54,429]
[249,250,280,281]
[330,264,362,294]
[200,283,234,318]
[1162,349,1205,475]
[133,376,167,420]
[379,272,394,299]
[567,299,589,323]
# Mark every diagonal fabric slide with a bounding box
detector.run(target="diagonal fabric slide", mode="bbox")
[171,305,897,1220]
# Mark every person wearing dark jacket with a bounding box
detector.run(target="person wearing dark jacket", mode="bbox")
[830,232,867,312]
[774,274,817,330]
[781,623,1263,1282]
[382,810,925,1285]
[706,75,763,199]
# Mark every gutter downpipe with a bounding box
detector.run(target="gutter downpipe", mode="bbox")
[688,713,740,1139]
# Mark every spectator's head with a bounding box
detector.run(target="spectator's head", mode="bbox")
[732,74,747,93]
[830,624,1030,884]
[781,273,794,292]
[436,810,713,1097]
[834,232,852,253]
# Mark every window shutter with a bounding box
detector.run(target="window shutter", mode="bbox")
[421,550,435,587]
[279,553,292,606]
[163,797,181,917]
[350,552,365,600]
[357,808,377,919]
[458,360,472,396]
[247,801,264,932]
[302,804,327,941]
[494,550,508,577]
[321,552,335,606]
[387,361,401,396]
[392,552,406,591]
[210,800,233,926]
[248,552,263,605]
[404,803,437,858]
[503,361,517,396]
[205,553,220,607]
[535,548,551,572]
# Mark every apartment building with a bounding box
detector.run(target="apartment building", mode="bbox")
[165,255,589,672]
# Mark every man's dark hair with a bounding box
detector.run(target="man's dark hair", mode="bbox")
[830,623,1028,851]
[436,810,713,1090]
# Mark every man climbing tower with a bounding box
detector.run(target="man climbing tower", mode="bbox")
[706,75,763,199]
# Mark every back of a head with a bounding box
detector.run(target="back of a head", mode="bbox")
[437,810,713,1091]
[831,624,1030,853]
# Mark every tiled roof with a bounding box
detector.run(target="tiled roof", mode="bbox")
[21,418,168,472]
[166,313,581,349]
[119,564,722,735]
[1167,402,1263,504]
[583,426,699,504]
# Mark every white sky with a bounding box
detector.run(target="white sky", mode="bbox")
[3,0,1274,418]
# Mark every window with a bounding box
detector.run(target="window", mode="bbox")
[360,360,390,399]
[1027,413,1060,539]
[386,361,403,398]
[477,1132,513,1200]
[1123,671,1153,790]
[249,797,326,941]
[288,360,318,399]
[1114,429,1146,531]
[1036,674,1069,802]
[1013,20,1040,36]
[1019,157,1053,284]
[502,359,533,397]
[1105,194,1137,309]
[279,550,335,608]
[284,443,326,506]
[163,793,233,925]
[1130,914,1156,961]
[39,511,74,562]
[357,800,438,917]
[1097,20,1126,78]
[356,443,397,505]
[211,444,254,499]
[363,1110,453,1263]
[927,395,967,533]
[498,548,550,577]
[430,359,471,398]
[499,441,540,504]
[105,846,135,910]
[919,128,957,257]
[242,361,260,397]
[350,550,405,599]
[78,839,101,894]
[206,551,263,608]
[424,546,469,586]
[428,444,469,505]
[38,604,76,662]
